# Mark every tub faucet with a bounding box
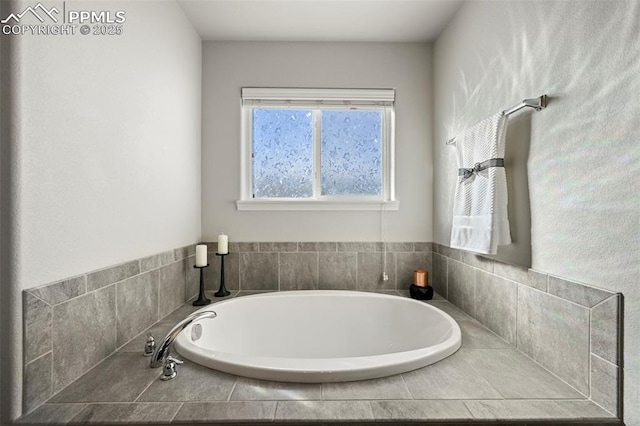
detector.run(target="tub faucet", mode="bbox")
[150,310,217,369]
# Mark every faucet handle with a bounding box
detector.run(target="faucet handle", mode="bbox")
[166,356,183,365]
[143,334,156,357]
[160,356,183,381]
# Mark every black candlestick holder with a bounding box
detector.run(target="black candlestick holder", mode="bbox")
[215,253,230,297]
[192,264,211,306]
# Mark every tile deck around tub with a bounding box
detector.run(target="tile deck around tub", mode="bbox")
[18,291,620,425]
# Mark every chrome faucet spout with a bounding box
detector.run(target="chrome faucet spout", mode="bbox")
[150,310,217,368]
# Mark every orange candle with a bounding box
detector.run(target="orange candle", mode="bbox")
[414,270,428,287]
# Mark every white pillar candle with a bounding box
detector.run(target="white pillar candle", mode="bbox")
[218,233,228,254]
[195,245,208,267]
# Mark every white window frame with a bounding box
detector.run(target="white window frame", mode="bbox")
[237,88,399,211]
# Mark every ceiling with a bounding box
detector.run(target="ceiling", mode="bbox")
[177,0,464,42]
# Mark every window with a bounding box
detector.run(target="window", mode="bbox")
[238,88,398,211]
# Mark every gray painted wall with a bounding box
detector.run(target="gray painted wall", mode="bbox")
[3,1,202,420]
[201,41,432,243]
[433,1,640,423]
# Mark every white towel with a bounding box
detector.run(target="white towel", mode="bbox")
[450,112,511,254]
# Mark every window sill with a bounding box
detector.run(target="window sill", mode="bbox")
[236,199,400,211]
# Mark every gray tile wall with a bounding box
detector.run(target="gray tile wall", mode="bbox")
[199,241,433,292]
[518,284,590,394]
[52,286,117,393]
[475,270,517,345]
[431,243,623,418]
[116,272,159,348]
[23,240,621,421]
[22,241,433,417]
[22,244,197,415]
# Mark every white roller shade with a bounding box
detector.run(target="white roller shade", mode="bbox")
[241,88,395,107]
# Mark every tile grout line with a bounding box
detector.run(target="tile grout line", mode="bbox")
[515,282,519,350]
[399,374,415,400]
[582,392,620,419]
[183,257,188,303]
[590,352,618,368]
[393,251,397,291]
[238,252,242,291]
[473,268,478,322]
[587,308,596,402]
[591,293,620,310]
[457,349,506,399]
[25,348,53,367]
[48,336,53,411]
[156,271,160,325]
[25,290,52,307]
[539,272,553,292]
[460,400,479,420]
[445,252,449,299]
[132,373,160,403]
[227,378,239,401]
[355,252,359,291]
[49,300,56,404]
[365,400,375,421]
[169,402,184,423]
[114,282,118,353]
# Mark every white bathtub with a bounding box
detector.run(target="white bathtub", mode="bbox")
[174,290,461,382]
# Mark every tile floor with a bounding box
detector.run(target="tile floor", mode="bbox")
[18,291,619,425]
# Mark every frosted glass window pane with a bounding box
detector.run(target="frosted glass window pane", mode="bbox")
[321,110,382,196]
[252,109,314,198]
